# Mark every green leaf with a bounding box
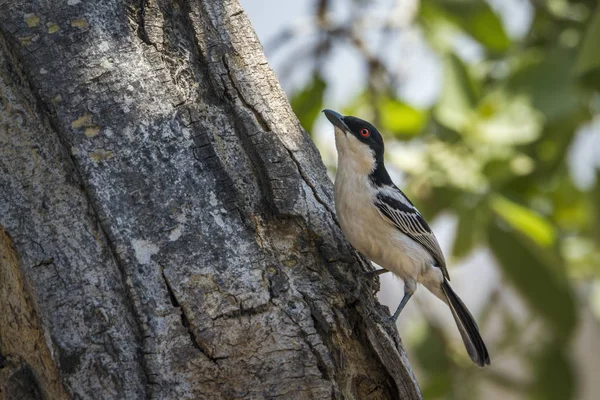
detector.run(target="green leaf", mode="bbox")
[575,4,600,90]
[379,97,428,138]
[452,210,476,259]
[290,74,326,132]
[490,195,556,247]
[452,203,485,259]
[507,49,580,121]
[447,1,510,52]
[550,170,590,232]
[425,0,510,52]
[532,345,575,400]
[488,221,577,343]
[434,53,479,131]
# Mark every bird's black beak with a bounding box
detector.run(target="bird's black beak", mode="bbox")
[323,109,349,134]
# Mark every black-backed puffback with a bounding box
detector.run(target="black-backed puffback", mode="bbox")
[323,108,490,367]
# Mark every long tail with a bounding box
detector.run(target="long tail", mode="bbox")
[441,280,490,367]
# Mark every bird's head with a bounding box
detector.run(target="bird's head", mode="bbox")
[323,109,385,175]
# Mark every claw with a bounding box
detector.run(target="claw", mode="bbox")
[364,269,388,278]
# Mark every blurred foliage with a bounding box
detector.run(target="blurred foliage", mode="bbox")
[290,73,326,133]
[532,345,575,400]
[489,222,576,343]
[426,0,510,53]
[272,0,600,398]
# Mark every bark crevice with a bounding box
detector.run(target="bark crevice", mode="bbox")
[221,54,271,132]
[160,270,225,365]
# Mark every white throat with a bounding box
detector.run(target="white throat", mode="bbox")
[334,127,376,176]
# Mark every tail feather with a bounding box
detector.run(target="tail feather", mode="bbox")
[441,280,490,367]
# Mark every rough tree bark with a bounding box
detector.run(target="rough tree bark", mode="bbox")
[0,1,421,399]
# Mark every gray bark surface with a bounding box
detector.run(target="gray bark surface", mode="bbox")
[0,1,421,399]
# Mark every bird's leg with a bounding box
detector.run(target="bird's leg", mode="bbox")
[364,268,389,278]
[392,281,417,321]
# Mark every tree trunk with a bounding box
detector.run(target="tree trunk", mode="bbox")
[0,1,421,399]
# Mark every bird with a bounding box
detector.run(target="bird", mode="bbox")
[323,109,490,367]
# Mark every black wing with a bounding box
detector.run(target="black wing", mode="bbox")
[374,190,449,280]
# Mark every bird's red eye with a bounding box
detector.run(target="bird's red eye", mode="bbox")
[360,128,370,138]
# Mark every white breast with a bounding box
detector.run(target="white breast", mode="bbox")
[334,158,434,283]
